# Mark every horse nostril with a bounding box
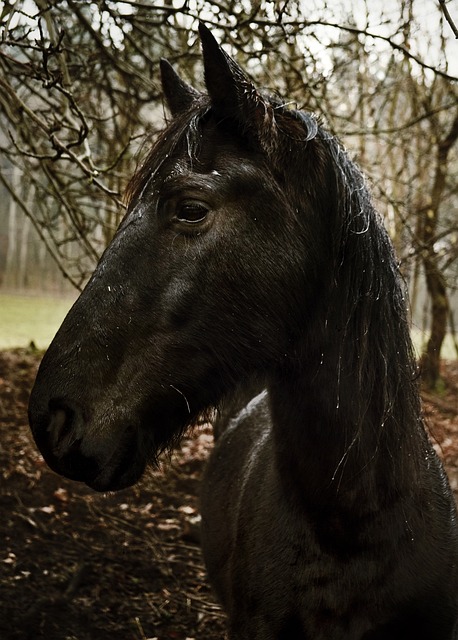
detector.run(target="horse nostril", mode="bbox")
[29,395,101,485]
[47,399,78,455]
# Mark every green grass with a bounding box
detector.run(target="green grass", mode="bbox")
[0,293,75,350]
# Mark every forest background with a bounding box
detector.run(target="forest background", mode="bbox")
[0,0,457,390]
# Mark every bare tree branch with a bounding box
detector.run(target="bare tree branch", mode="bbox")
[439,0,458,38]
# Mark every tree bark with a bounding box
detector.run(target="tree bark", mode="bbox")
[420,255,449,388]
[419,110,458,389]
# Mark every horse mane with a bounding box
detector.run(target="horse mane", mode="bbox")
[313,129,425,494]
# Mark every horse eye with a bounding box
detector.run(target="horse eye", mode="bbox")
[175,200,209,224]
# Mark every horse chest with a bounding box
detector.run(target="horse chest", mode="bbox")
[201,395,457,639]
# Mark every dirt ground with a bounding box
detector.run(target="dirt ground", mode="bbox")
[0,350,457,640]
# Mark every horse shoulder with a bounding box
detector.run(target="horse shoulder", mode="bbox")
[201,392,314,635]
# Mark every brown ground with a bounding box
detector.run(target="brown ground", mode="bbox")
[0,350,457,640]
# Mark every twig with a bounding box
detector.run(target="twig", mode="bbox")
[133,617,148,640]
[439,0,458,38]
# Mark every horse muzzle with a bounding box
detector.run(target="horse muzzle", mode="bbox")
[28,393,146,492]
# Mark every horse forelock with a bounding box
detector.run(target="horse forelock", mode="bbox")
[125,98,212,207]
[125,94,325,207]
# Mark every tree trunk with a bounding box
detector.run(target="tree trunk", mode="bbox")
[420,256,449,388]
[419,110,458,389]
[4,165,20,289]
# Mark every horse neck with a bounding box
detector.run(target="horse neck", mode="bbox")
[268,233,426,513]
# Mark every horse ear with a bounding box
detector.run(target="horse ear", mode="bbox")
[198,22,271,134]
[160,58,200,117]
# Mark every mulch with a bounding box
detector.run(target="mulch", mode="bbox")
[0,349,457,639]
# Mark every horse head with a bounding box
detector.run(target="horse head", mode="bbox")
[28,25,333,491]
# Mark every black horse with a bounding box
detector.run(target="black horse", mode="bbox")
[29,24,458,639]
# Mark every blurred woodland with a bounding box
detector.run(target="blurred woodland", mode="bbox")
[0,0,457,388]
